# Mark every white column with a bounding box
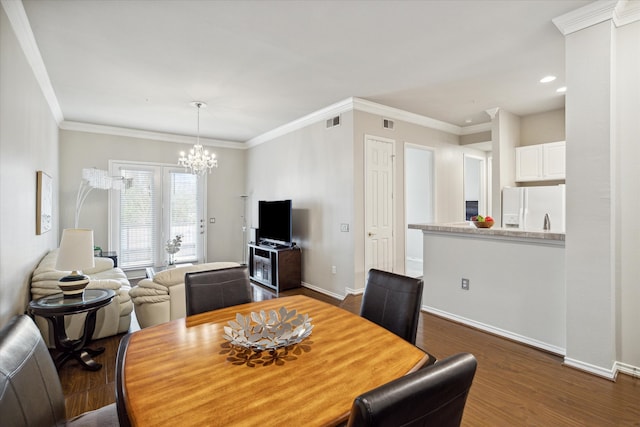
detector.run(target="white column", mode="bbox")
[556,0,640,378]
[564,20,616,377]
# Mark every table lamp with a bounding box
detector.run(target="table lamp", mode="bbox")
[55,228,95,298]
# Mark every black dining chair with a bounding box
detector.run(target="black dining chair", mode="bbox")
[346,353,478,427]
[360,269,424,345]
[0,315,119,426]
[115,332,132,427]
[184,265,252,316]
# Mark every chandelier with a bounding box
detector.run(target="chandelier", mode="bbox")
[178,101,218,175]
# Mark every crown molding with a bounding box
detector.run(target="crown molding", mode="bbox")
[1,0,64,124]
[613,0,640,26]
[64,98,492,149]
[245,98,355,147]
[351,97,463,135]
[460,122,492,135]
[246,96,494,147]
[551,0,640,36]
[60,121,245,149]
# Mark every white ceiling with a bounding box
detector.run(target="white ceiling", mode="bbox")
[20,0,592,144]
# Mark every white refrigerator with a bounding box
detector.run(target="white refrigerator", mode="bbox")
[501,185,565,232]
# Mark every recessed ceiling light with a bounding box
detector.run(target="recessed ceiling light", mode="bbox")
[540,75,557,83]
[465,119,473,124]
[556,86,567,93]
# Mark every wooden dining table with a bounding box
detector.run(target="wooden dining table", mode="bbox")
[122,295,429,426]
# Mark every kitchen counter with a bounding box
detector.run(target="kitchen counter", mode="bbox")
[409,222,564,245]
[409,221,566,355]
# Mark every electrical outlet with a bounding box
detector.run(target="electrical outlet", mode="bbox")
[461,278,470,290]
[332,266,337,274]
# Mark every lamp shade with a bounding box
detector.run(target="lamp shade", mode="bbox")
[56,228,95,272]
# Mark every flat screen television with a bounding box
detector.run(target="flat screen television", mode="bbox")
[258,199,292,247]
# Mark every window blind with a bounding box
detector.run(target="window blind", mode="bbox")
[169,172,198,263]
[119,168,156,268]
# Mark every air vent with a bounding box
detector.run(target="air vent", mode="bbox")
[383,118,394,130]
[326,115,341,128]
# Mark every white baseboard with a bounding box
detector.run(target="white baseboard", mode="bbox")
[423,305,566,356]
[345,286,364,295]
[425,305,640,380]
[613,361,640,379]
[301,281,345,300]
[300,288,640,380]
[563,357,617,380]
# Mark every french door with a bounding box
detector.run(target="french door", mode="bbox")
[109,162,205,269]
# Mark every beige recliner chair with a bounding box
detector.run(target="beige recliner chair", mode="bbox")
[129,261,240,328]
[30,249,132,347]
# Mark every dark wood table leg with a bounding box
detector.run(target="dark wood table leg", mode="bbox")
[47,308,104,371]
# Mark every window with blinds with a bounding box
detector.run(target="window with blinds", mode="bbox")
[110,162,205,269]
[119,168,156,268]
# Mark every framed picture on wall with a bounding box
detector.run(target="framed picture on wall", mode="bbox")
[36,170,52,235]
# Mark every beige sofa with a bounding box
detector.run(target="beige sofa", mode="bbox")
[30,249,133,347]
[129,262,240,328]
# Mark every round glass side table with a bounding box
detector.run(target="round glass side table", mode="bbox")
[29,289,115,371]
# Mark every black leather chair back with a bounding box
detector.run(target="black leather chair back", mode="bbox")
[115,333,132,427]
[347,353,478,427]
[0,315,67,426]
[185,266,252,316]
[360,269,424,344]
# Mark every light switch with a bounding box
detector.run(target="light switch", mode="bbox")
[209,218,215,223]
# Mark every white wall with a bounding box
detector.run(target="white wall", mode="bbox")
[520,108,565,146]
[246,108,487,296]
[245,112,355,298]
[0,6,59,326]
[422,232,566,353]
[353,110,484,290]
[615,20,640,371]
[59,130,246,267]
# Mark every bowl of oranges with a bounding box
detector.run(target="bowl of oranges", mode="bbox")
[471,215,495,229]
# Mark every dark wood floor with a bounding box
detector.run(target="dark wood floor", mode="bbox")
[59,285,640,425]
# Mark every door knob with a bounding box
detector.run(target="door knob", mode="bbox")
[368,232,376,237]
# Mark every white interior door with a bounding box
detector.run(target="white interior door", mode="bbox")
[365,135,395,278]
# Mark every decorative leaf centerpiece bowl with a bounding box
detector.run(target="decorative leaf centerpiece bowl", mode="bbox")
[223,307,313,352]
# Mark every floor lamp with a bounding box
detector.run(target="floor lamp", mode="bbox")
[241,195,248,265]
[75,168,128,228]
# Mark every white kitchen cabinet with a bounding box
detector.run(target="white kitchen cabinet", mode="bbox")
[516,141,565,182]
[543,141,566,180]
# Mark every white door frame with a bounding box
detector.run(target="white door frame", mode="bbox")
[404,143,435,278]
[463,154,487,220]
[364,134,396,285]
